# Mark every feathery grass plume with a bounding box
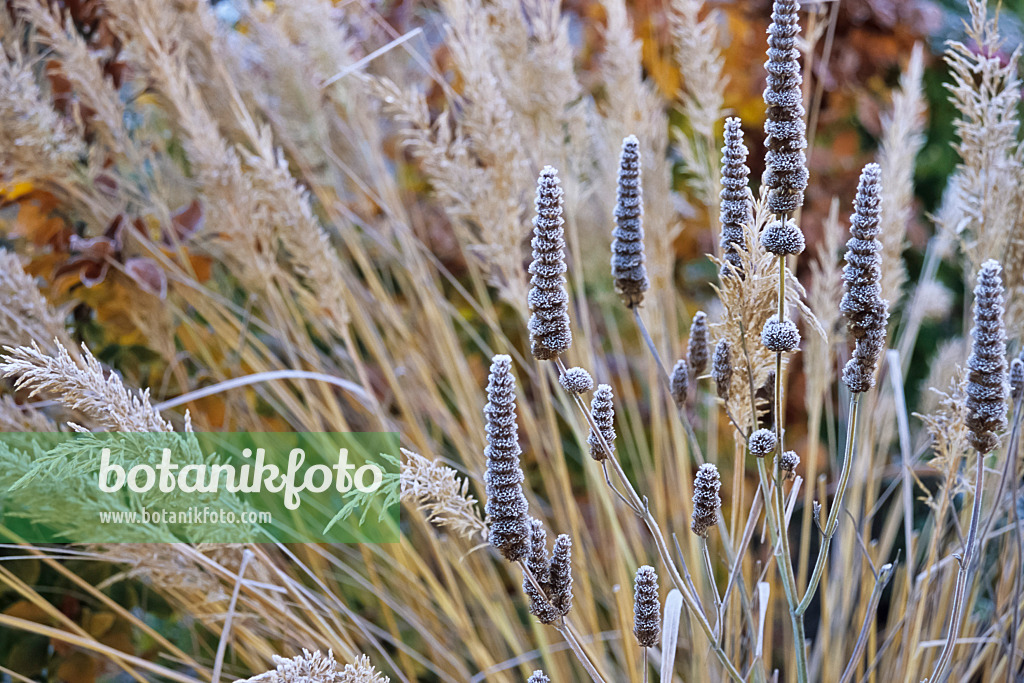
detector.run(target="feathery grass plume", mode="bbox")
[761,314,800,353]
[719,117,751,276]
[587,383,616,460]
[749,428,777,457]
[1010,358,1024,401]
[762,0,808,217]
[528,167,572,360]
[687,311,710,376]
[559,367,594,395]
[400,449,488,541]
[712,339,732,401]
[755,369,776,429]
[483,354,531,561]
[527,672,550,683]
[549,534,573,616]
[670,360,690,407]
[965,260,1008,454]
[632,565,661,647]
[611,135,649,308]
[0,250,72,353]
[840,163,889,393]
[779,450,800,473]
[691,463,722,536]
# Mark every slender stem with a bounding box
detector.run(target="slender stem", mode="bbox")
[797,393,861,615]
[928,449,986,682]
[1007,400,1024,683]
[642,648,649,683]
[701,537,724,641]
[838,563,895,683]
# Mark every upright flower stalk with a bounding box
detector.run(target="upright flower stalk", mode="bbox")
[528,167,572,362]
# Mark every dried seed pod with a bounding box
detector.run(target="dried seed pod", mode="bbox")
[965,260,1008,454]
[840,163,889,393]
[670,360,690,407]
[760,217,805,256]
[691,463,722,537]
[761,314,800,353]
[687,311,710,377]
[720,118,751,276]
[612,135,649,307]
[763,0,808,216]
[587,384,616,460]
[528,167,572,360]
[1010,358,1024,401]
[779,450,800,473]
[549,534,573,616]
[749,428,777,457]
[633,565,661,647]
[528,672,551,683]
[712,339,733,401]
[484,355,531,561]
[559,367,594,395]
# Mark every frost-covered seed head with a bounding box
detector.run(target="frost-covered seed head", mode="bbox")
[633,565,661,647]
[528,672,551,683]
[779,450,800,473]
[720,118,751,277]
[559,366,594,395]
[670,360,689,407]
[612,136,649,307]
[484,355,531,561]
[526,518,550,585]
[549,534,573,616]
[691,463,722,537]
[749,428,777,457]
[712,339,733,401]
[760,218,805,256]
[687,311,710,377]
[528,167,572,360]
[587,384,616,460]
[523,574,559,624]
[761,314,800,353]
[965,260,1008,454]
[1010,358,1024,401]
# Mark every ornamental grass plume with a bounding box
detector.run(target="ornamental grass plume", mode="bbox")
[632,565,661,647]
[762,0,807,218]
[712,339,732,401]
[483,354,531,561]
[670,359,689,407]
[687,311,710,377]
[587,384,616,460]
[528,167,572,361]
[691,463,722,537]
[719,117,751,276]
[611,135,649,308]
[965,260,1008,454]
[840,163,889,394]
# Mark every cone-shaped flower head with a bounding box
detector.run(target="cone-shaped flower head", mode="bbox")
[526,517,550,585]
[670,359,689,408]
[691,463,722,537]
[1010,358,1024,401]
[687,311,710,377]
[549,534,573,616]
[720,118,751,276]
[763,0,808,216]
[762,314,800,353]
[712,339,733,401]
[528,167,572,360]
[965,260,1008,454]
[633,565,661,647]
[559,366,593,395]
[484,355,531,561]
[749,428,777,457]
[779,450,800,473]
[612,135,649,307]
[528,672,550,683]
[840,163,888,393]
[588,384,616,460]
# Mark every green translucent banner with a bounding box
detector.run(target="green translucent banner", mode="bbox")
[0,432,400,543]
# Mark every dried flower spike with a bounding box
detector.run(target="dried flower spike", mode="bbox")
[761,314,800,353]
[528,167,572,361]
[840,163,888,393]
[587,384,616,460]
[1010,358,1024,401]
[611,135,649,307]
[523,574,559,624]
[687,311,710,376]
[691,463,722,536]
[528,672,550,683]
[559,367,593,395]
[712,339,733,401]
[779,450,800,473]
[549,534,573,616]
[633,565,661,647]
[965,260,1008,454]
[526,518,550,585]
[483,355,531,561]
[763,0,808,216]
[720,118,751,276]
[749,428,777,457]
[670,360,690,407]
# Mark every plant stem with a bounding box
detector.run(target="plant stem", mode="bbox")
[701,537,724,641]
[797,393,861,615]
[928,448,986,682]
[838,562,895,683]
